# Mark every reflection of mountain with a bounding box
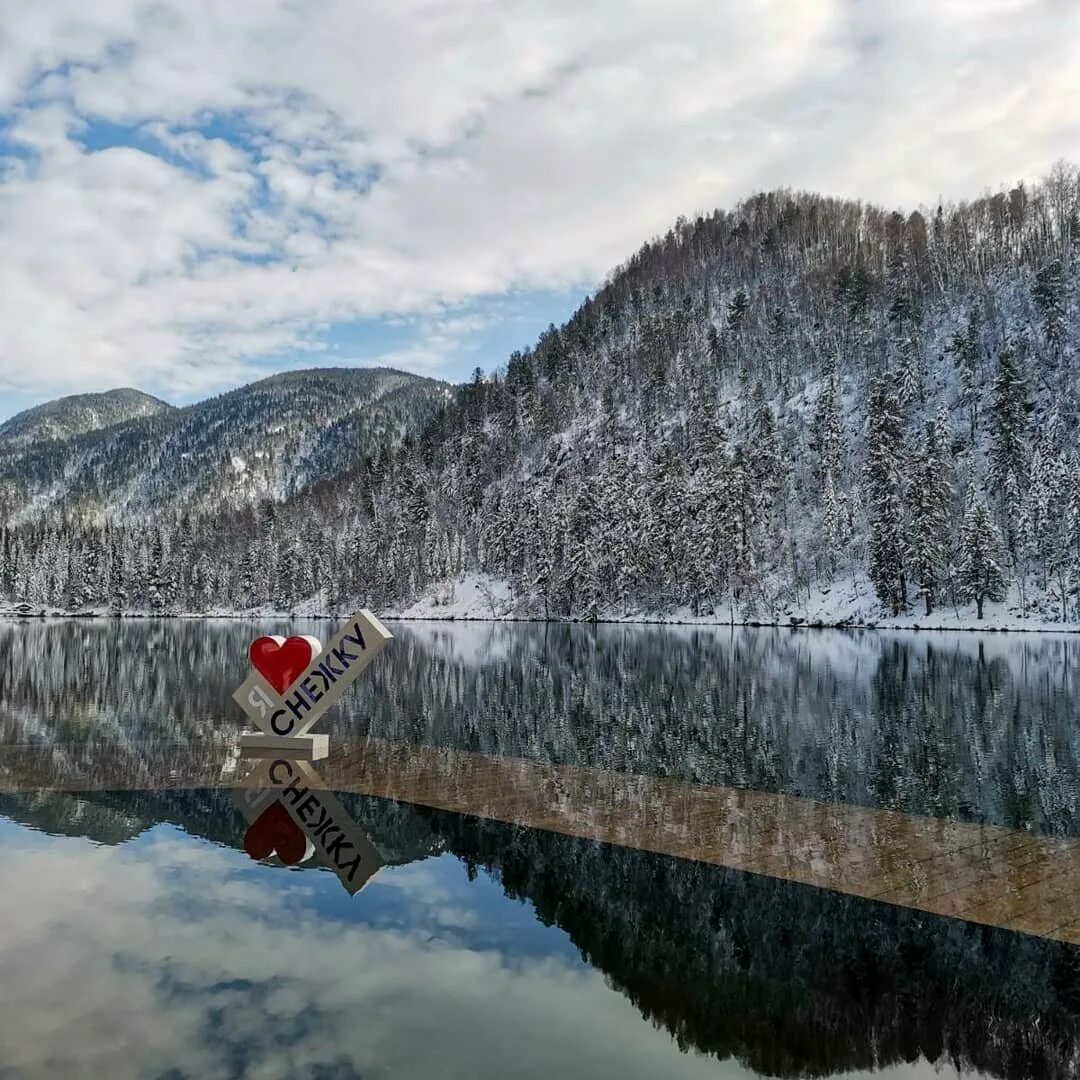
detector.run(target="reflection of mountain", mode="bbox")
[3,780,1079,1080]
[416,810,1080,1080]
[0,790,148,844]
[0,784,444,869]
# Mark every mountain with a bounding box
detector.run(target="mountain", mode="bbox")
[0,388,173,445]
[4,165,1080,622]
[0,367,450,523]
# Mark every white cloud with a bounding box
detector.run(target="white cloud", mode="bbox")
[352,311,494,374]
[0,0,1076,399]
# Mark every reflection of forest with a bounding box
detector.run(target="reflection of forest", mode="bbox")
[5,618,1080,1076]
[1,782,1079,1080]
[424,809,1080,1080]
[4,619,1080,834]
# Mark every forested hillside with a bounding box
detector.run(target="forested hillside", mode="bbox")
[0,388,172,445]
[0,368,448,524]
[4,166,1080,623]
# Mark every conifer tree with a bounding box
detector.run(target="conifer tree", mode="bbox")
[1064,459,1080,623]
[812,370,844,490]
[896,340,924,410]
[1033,258,1067,361]
[726,290,750,332]
[957,482,1008,619]
[989,341,1029,562]
[909,412,953,615]
[747,383,782,520]
[238,547,259,610]
[821,468,850,577]
[1028,411,1070,600]
[864,376,908,615]
[948,313,982,442]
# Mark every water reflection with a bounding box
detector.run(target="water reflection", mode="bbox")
[236,755,383,893]
[0,779,1078,1078]
[0,821,729,1080]
[2,619,1080,1077]
[3,618,1080,834]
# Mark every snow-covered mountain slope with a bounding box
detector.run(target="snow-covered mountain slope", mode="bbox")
[5,167,1080,624]
[0,388,173,445]
[0,367,450,521]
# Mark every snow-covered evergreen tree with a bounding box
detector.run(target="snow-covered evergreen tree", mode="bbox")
[957,482,1008,619]
[811,368,844,491]
[989,340,1029,565]
[864,376,908,615]
[948,312,982,443]
[909,412,953,616]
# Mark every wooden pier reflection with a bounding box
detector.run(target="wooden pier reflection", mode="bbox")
[4,735,1080,943]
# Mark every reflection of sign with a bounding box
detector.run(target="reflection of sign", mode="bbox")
[229,612,390,892]
[232,610,392,754]
[234,756,384,895]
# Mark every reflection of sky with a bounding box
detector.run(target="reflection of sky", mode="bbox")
[0,817,984,1080]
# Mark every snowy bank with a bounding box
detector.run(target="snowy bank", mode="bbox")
[380,573,1080,633]
[4,573,1080,633]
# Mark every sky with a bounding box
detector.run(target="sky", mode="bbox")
[0,0,1078,422]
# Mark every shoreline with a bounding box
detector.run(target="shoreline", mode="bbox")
[3,608,1079,635]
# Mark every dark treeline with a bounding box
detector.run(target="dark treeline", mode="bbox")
[428,811,1080,1080]
[5,166,1080,620]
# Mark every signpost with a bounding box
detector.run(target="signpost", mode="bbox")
[231,610,392,894]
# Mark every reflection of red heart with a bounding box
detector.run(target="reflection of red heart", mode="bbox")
[249,635,320,694]
[244,801,307,865]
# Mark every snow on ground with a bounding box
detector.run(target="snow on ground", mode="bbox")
[4,573,1080,633]
[389,574,519,620]
[384,572,1080,633]
[776,575,1080,633]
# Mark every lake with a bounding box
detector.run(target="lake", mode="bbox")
[1,618,1079,1079]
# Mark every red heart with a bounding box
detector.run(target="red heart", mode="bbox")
[249,635,320,694]
[244,801,308,865]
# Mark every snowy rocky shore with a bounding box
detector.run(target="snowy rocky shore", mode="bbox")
[4,573,1079,634]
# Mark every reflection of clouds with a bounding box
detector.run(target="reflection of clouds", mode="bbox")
[0,823,986,1079]
[2,826,716,1079]
[371,861,483,930]
[371,855,461,902]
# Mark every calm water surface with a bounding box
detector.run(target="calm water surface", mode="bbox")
[1,618,1079,1079]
